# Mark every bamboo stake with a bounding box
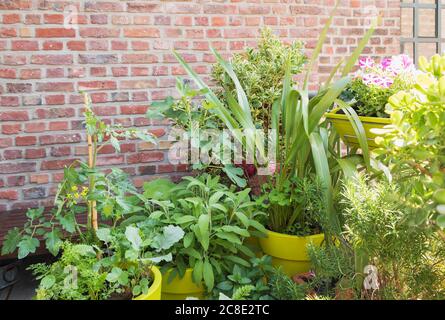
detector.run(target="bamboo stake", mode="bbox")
[84,93,98,232]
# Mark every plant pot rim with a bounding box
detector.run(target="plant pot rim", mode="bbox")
[326,108,391,124]
[162,267,204,294]
[265,228,324,240]
[133,265,162,300]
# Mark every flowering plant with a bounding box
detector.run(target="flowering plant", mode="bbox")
[340,54,417,117]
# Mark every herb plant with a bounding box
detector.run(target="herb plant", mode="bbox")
[2,94,156,259]
[137,174,267,292]
[29,223,183,300]
[212,27,307,130]
[341,175,445,299]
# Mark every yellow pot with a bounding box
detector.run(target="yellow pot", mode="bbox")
[325,108,390,149]
[133,266,162,300]
[161,268,205,300]
[259,230,324,277]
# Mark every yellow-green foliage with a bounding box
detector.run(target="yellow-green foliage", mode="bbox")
[212,28,307,129]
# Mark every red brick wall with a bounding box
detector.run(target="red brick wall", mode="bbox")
[0,0,400,215]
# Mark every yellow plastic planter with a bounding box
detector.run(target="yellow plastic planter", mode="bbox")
[259,230,324,277]
[133,266,162,300]
[325,108,390,149]
[161,268,205,300]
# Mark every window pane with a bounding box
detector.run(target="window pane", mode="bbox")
[418,9,437,37]
[401,8,414,37]
[417,42,438,58]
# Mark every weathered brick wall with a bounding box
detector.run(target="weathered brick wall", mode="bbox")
[0,0,400,215]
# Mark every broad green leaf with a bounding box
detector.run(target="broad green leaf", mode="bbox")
[222,164,247,188]
[198,214,210,251]
[203,258,214,291]
[183,232,194,248]
[41,275,56,289]
[1,227,21,255]
[220,226,250,237]
[143,179,176,200]
[216,232,242,245]
[152,225,185,251]
[225,255,251,268]
[45,230,62,256]
[58,213,76,233]
[17,236,39,259]
[96,228,112,243]
[192,259,204,284]
[125,226,142,250]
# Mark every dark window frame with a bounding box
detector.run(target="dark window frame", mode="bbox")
[400,0,442,62]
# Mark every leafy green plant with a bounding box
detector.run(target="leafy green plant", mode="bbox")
[375,54,445,233]
[2,94,156,259]
[340,55,416,117]
[212,27,307,129]
[173,2,380,239]
[29,222,183,300]
[341,175,445,299]
[256,176,325,235]
[147,79,247,188]
[136,174,267,292]
[212,255,275,300]
[269,268,309,300]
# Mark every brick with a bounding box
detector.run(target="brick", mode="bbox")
[16,136,37,146]
[79,54,118,64]
[43,14,64,24]
[25,148,46,159]
[0,163,36,174]
[3,13,20,24]
[41,159,78,170]
[4,150,22,160]
[0,111,28,121]
[122,54,158,64]
[78,80,116,91]
[31,54,73,65]
[0,190,18,200]
[67,40,86,51]
[36,82,74,92]
[124,28,160,38]
[49,121,69,131]
[39,133,81,145]
[80,27,119,38]
[96,155,125,166]
[43,41,63,50]
[7,176,25,187]
[2,123,21,135]
[20,69,41,79]
[7,83,31,93]
[12,40,39,50]
[23,187,46,199]
[0,69,16,78]
[127,151,164,164]
[50,146,71,157]
[36,28,76,38]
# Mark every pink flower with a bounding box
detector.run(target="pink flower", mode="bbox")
[359,57,374,69]
[381,58,392,70]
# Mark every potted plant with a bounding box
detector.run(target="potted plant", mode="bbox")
[1,94,161,300]
[137,174,266,299]
[172,3,379,278]
[255,177,326,276]
[325,54,416,149]
[28,222,184,300]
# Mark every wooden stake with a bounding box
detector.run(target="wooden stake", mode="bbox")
[84,93,98,232]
